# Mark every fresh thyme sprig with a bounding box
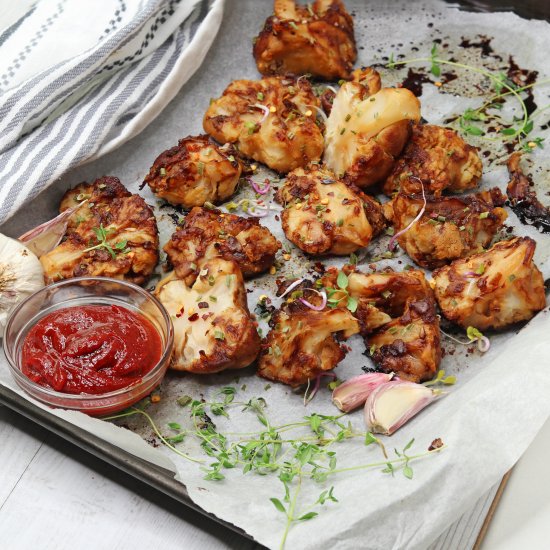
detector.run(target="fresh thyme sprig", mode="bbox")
[83,224,130,259]
[106,388,445,549]
[386,46,550,151]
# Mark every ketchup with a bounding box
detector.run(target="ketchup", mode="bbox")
[21,304,162,394]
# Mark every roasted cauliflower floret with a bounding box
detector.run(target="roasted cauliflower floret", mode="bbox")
[384,188,507,269]
[257,301,359,387]
[155,259,260,373]
[324,71,421,189]
[253,0,356,80]
[507,152,550,232]
[321,268,441,382]
[203,76,323,173]
[41,177,158,285]
[164,206,281,284]
[276,166,385,255]
[143,135,242,208]
[383,124,483,196]
[433,236,546,331]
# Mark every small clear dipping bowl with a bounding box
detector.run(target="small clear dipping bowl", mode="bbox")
[3,277,173,416]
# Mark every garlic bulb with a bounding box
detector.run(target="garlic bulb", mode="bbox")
[0,234,45,333]
[364,380,441,435]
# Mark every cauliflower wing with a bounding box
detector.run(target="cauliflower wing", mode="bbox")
[164,206,281,284]
[507,152,550,232]
[384,188,507,269]
[276,166,385,255]
[383,124,483,196]
[323,71,421,189]
[321,268,441,382]
[155,259,260,373]
[41,177,158,285]
[203,76,324,173]
[257,300,359,387]
[253,0,356,80]
[143,135,242,208]
[433,236,546,331]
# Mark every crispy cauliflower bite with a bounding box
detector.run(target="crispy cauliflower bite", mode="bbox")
[383,124,483,196]
[40,177,158,284]
[433,237,546,331]
[507,152,550,232]
[276,166,385,255]
[143,135,242,208]
[323,71,421,189]
[253,0,356,80]
[203,76,324,173]
[321,268,441,382]
[257,300,359,387]
[155,259,260,373]
[164,207,281,284]
[384,188,507,269]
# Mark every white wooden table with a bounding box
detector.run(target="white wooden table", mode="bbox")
[1,404,549,549]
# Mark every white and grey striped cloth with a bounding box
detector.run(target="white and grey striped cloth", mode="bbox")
[0,0,225,225]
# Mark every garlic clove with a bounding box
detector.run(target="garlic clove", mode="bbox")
[18,201,86,258]
[0,233,45,333]
[332,372,393,412]
[364,380,441,435]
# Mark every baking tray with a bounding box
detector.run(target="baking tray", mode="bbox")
[1,0,548,547]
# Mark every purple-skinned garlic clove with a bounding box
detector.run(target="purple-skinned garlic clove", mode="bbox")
[364,380,441,435]
[332,372,394,413]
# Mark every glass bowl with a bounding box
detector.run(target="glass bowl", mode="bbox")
[3,277,174,416]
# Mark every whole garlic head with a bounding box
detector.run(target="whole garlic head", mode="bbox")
[0,234,45,333]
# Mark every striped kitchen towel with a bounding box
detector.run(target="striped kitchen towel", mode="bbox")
[0,0,225,225]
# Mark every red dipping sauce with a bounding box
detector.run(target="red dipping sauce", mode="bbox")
[21,304,162,395]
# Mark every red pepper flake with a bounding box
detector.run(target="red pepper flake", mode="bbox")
[175,306,185,318]
[188,313,199,322]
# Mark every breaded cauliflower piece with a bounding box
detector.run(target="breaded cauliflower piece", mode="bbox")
[203,76,324,173]
[432,237,546,331]
[164,206,281,284]
[41,177,158,285]
[253,0,356,80]
[276,166,385,255]
[143,135,242,208]
[321,268,441,382]
[155,258,260,373]
[384,188,507,269]
[383,124,483,196]
[323,70,421,189]
[257,299,359,387]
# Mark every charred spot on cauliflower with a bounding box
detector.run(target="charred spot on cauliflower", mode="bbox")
[276,165,385,255]
[144,135,242,208]
[253,0,356,80]
[155,258,260,373]
[432,236,546,331]
[203,76,324,173]
[383,124,483,197]
[384,188,507,269]
[164,206,281,284]
[41,177,158,285]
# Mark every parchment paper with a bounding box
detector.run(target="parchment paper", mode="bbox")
[2,1,550,549]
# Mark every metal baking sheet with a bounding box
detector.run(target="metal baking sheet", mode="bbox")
[1,0,548,547]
